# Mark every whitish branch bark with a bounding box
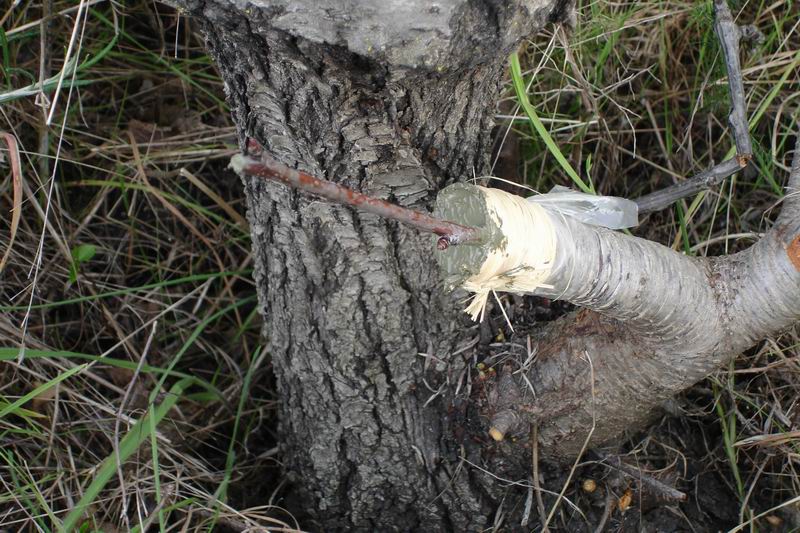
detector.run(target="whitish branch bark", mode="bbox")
[429,155,798,456]
[780,131,800,224]
[482,140,800,457]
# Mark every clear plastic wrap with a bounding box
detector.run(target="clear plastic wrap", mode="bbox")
[528,185,639,229]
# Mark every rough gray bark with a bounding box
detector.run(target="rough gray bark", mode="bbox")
[175,0,572,529]
[172,0,798,530]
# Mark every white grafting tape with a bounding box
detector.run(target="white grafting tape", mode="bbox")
[462,186,557,320]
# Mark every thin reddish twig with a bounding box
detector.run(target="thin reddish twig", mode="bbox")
[232,145,480,248]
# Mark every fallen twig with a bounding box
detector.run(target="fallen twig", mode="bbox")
[593,451,687,502]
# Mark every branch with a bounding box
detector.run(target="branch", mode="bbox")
[438,146,800,455]
[436,184,719,353]
[230,142,480,248]
[635,158,741,214]
[714,0,753,163]
[633,0,753,213]
[592,451,687,502]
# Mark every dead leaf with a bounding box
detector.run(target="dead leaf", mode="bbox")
[0,132,22,274]
[107,366,135,388]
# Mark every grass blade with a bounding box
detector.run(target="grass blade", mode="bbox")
[509,52,594,194]
[0,132,23,273]
[59,377,194,533]
[0,364,86,420]
[0,270,248,312]
[0,348,224,401]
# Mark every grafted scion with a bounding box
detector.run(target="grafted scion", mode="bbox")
[231,142,481,247]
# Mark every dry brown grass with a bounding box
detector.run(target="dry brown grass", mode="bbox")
[0,1,294,530]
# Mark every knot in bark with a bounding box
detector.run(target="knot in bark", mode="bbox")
[488,366,524,441]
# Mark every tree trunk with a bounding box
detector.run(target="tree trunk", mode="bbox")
[174,1,572,529]
[172,1,800,530]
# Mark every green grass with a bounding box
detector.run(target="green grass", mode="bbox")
[0,1,277,530]
[60,377,194,533]
[510,51,594,193]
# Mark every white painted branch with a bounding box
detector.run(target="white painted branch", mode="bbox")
[728,133,800,351]
[436,171,800,376]
[538,214,722,357]
[437,163,798,455]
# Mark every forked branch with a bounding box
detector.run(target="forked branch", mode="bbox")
[714,0,753,163]
[635,158,741,213]
[635,0,756,214]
